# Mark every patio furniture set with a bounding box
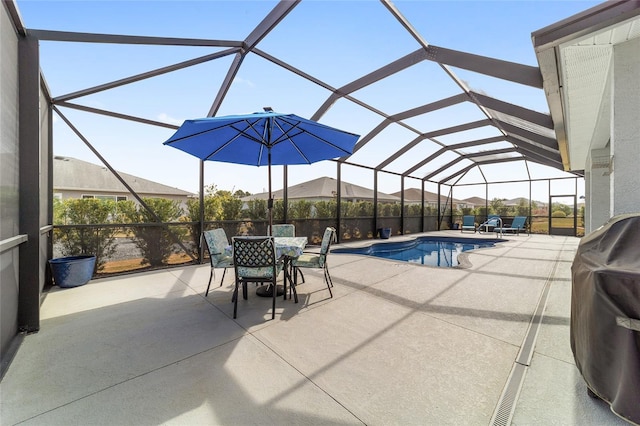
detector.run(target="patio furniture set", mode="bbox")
[461,215,528,236]
[202,224,337,320]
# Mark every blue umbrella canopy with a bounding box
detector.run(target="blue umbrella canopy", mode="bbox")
[163,111,360,231]
[163,111,359,166]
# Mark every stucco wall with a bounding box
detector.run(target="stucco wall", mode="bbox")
[611,37,640,215]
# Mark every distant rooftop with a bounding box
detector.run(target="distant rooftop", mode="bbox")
[242,176,400,203]
[54,156,194,197]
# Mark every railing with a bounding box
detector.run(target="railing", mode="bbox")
[0,235,28,253]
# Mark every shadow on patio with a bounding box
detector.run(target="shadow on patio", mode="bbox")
[1,233,627,425]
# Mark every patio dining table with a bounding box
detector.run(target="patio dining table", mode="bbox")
[226,236,308,298]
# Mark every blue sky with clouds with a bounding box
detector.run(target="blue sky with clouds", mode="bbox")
[17,0,600,202]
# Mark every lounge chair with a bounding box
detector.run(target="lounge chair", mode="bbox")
[495,216,527,236]
[477,215,502,233]
[461,215,476,233]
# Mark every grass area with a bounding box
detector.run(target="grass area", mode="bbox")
[531,217,584,236]
[98,253,195,275]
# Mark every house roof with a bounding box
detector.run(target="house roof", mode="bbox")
[54,156,194,197]
[242,176,400,203]
[462,196,487,206]
[503,197,529,206]
[392,188,466,205]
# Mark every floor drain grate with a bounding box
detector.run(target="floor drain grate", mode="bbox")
[490,363,527,426]
[490,239,567,425]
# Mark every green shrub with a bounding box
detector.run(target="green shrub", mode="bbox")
[244,199,268,220]
[119,198,184,267]
[185,187,246,253]
[551,210,567,218]
[288,200,313,219]
[405,204,422,216]
[314,200,336,218]
[272,200,284,221]
[53,198,118,272]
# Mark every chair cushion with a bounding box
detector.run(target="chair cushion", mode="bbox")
[271,224,295,237]
[320,227,334,254]
[236,263,283,279]
[205,229,234,268]
[212,255,234,268]
[291,253,322,268]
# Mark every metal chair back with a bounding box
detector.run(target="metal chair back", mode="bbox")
[231,236,280,319]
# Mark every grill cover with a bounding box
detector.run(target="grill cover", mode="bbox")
[570,213,640,424]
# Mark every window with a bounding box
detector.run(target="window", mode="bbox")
[81,194,127,201]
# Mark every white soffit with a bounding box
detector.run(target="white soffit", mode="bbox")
[560,15,640,170]
[534,1,640,172]
[560,44,611,170]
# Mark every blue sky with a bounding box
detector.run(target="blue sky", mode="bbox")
[17,0,600,203]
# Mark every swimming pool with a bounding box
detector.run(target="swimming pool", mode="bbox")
[331,236,505,267]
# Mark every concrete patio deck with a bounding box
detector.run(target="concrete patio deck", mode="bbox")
[0,232,629,425]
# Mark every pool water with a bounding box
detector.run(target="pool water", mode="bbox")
[331,236,504,267]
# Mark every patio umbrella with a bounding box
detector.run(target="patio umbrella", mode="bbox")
[163,110,359,232]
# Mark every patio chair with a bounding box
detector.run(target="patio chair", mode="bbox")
[203,228,234,297]
[495,216,527,236]
[269,224,295,237]
[291,227,337,298]
[461,216,476,233]
[232,236,284,320]
[270,223,305,284]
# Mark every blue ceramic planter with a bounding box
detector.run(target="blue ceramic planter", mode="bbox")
[378,228,391,239]
[48,255,96,288]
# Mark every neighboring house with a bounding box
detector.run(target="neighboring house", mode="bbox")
[464,196,549,209]
[463,196,486,208]
[393,188,470,211]
[503,197,547,208]
[396,192,549,212]
[53,156,194,207]
[241,176,400,204]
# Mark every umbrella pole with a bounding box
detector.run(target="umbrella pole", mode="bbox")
[199,160,205,263]
[268,149,273,236]
[266,117,273,236]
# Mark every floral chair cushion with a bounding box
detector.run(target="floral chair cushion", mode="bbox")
[232,236,282,279]
[292,227,336,268]
[204,229,234,268]
[290,227,336,299]
[270,224,295,237]
[291,253,321,268]
[236,265,282,278]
